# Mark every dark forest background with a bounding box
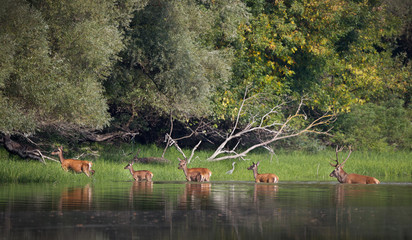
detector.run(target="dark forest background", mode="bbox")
[0,0,411,159]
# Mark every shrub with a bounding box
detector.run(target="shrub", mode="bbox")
[332,100,412,151]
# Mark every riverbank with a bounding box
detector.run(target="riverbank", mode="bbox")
[0,145,411,183]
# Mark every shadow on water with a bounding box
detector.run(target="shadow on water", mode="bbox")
[0,181,411,239]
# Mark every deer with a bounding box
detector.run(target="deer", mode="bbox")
[247,161,279,183]
[124,162,153,182]
[178,158,212,182]
[51,146,95,177]
[329,146,380,184]
[124,149,153,182]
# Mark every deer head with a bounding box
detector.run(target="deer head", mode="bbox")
[329,146,352,178]
[178,158,187,170]
[51,146,63,155]
[124,162,133,170]
[247,161,260,171]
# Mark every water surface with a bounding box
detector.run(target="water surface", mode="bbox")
[0,181,411,239]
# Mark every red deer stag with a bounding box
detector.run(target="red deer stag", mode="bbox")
[329,146,380,184]
[124,162,153,182]
[247,161,279,183]
[51,146,95,177]
[178,158,212,182]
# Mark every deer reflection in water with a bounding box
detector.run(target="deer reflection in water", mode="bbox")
[253,183,279,203]
[179,183,211,209]
[128,181,154,205]
[251,183,280,233]
[58,184,92,212]
[333,183,379,225]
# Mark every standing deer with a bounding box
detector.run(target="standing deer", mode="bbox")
[51,146,95,177]
[329,146,380,184]
[178,158,212,182]
[247,161,279,183]
[124,150,153,182]
[124,162,153,182]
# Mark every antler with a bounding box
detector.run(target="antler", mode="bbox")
[329,145,352,168]
[339,145,352,167]
[329,146,343,167]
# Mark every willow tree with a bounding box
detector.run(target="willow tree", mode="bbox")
[105,0,249,135]
[0,0,141,153]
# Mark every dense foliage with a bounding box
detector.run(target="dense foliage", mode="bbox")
[0,0,410,152]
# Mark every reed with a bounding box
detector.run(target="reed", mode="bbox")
[0,145,411,183]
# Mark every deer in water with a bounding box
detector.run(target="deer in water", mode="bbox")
[329,146,380,184]
[51,146,95,177]
[124,150,153,181]
[247,161,279,183]
[178,158,212,182]
[124,162,153,182]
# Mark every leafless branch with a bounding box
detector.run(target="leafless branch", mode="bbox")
[74,149,100,160]
[187,140,202,164]
[165,133,202,163]
[162,111,174,158]
[207,94,336,161]
[165,133,187,159]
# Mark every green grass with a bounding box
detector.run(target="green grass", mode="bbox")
[0,144,411,184]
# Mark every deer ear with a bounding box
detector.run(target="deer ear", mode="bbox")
[256,161,260,166]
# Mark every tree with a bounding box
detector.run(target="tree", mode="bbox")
[214,0,405,122]
[0,0,140,136]
[207,89,335,161]
[104,0,249,136]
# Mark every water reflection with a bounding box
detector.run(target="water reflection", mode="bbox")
[0,182,411,240]
[179,183,211,209]
[128,181,153,199]
[59,184,92,211]
[253,183,278,202]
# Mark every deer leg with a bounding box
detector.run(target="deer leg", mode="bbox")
[81,165,90,177]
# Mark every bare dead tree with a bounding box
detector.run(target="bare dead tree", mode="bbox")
[2,135,59,164]
[163,122,211,156]
[164,133,202,163]
[162,111,175,158]
[162,110,212,161]
[207,91,336,161]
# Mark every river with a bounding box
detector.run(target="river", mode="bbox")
[0,181,411,239]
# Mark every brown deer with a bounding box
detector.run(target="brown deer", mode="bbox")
[51,146,95,177]
[124,150,153,182]
[178,158,212,182]
[247,161,279,183]
[124,162,153,182]
[329,146,380,184]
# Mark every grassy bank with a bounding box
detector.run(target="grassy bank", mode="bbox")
[0,144,411,184]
